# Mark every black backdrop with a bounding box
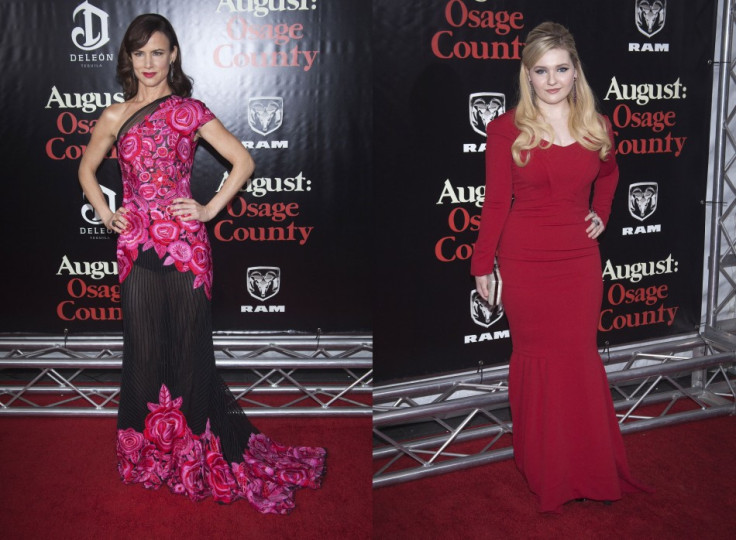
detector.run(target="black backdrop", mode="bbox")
[0,0,371,333]
[374,0,716,381]
[0,0,718,384]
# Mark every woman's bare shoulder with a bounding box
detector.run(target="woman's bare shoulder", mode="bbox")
[103,101,135,124]
[94,103,124,135]
[98,101,139,138]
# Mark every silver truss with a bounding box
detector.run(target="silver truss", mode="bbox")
[374,334,736,487]
[373,0,736,488]
[0,332,372,417]
[709,0,736,332]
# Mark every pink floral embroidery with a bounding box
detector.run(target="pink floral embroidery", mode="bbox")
[119,132,142,160]
[166,240,192,264]
[149,220,180,245]
[176,137,192,162]
[143,386,187,453]
[189,242,211,275]
[115,385,326,514]
[116,247,132,283]
[167,100,202,134]
[138,183,157,200]
[118,208,150,252]
[116,96,216,298]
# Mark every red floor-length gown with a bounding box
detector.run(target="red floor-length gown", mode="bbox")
[471,111,647,513]
[112,95,325,513]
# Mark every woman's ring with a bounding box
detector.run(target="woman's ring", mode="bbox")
[593,218,602,227]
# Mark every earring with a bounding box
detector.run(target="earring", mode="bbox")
[529,80,535,102]
[573,78,578,104]
[168,61,174,83]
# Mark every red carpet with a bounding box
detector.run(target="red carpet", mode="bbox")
[4,413,735,538]
[374,414,736,539]
[1,416,371,539]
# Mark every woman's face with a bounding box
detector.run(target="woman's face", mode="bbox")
[527,48,577,108]
[130,31,176,91]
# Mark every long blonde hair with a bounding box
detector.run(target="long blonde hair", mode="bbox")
[512,22,611,166]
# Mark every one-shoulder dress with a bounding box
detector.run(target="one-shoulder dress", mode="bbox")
[113,95,325,513]
[471,111,648,513]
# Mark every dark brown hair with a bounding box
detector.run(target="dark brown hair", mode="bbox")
[116,14,192,100]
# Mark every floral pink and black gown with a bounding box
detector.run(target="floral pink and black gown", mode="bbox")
[113,95,325,513]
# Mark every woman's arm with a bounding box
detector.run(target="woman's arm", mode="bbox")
[169,119,255,222]
[470,117,515,278]
[590,116,619,227]
[78,105,129,232]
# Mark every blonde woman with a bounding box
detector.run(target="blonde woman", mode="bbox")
[472,22,648,513]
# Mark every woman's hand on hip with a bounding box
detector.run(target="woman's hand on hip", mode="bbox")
[170,198,214,223]
[105,207,130,233]
[585,211,605,239]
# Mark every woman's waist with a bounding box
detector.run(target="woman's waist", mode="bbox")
[508,201,589,219]
[116,206,208,250]
[499,218,597,258]
[497,243,598,261]
[123,189,191,206]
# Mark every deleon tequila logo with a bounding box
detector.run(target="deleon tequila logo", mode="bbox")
[81,184,116,226]
[71,1,110,51]
[80,185,116,236]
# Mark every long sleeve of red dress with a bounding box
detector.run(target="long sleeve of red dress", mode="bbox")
[470,113,516,277]
[589,117,619,227]
[470,112,619,277]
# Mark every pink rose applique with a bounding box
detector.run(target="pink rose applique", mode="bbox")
[168,100,201,135]
[188,241,211,275]
[138,183,157,200]
[150,219,181,246]
[116,248,133,283]
[143,385,187,453]
[113,384,325,511]
[119,209,150,252]
[164,240,193,271]
[176,136,192,161]
[118,132,142,161]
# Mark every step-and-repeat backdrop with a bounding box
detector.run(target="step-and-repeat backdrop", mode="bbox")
[0,1,718,383]
[374,0,716,381]
[0,0,371,333]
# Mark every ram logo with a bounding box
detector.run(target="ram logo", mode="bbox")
[247,266,281,301]
[629,182,658,222]
[635,0,666,38]
[470,290,504,328]
[469,93,505,137]
[248,97,283,136]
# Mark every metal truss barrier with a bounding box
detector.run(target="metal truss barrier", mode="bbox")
[708,0,736,334]
[373,0,736,490]
[373,333,736,487]
[0,332,372,417]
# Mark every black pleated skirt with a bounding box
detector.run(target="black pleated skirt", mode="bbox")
[117,248,259,463]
